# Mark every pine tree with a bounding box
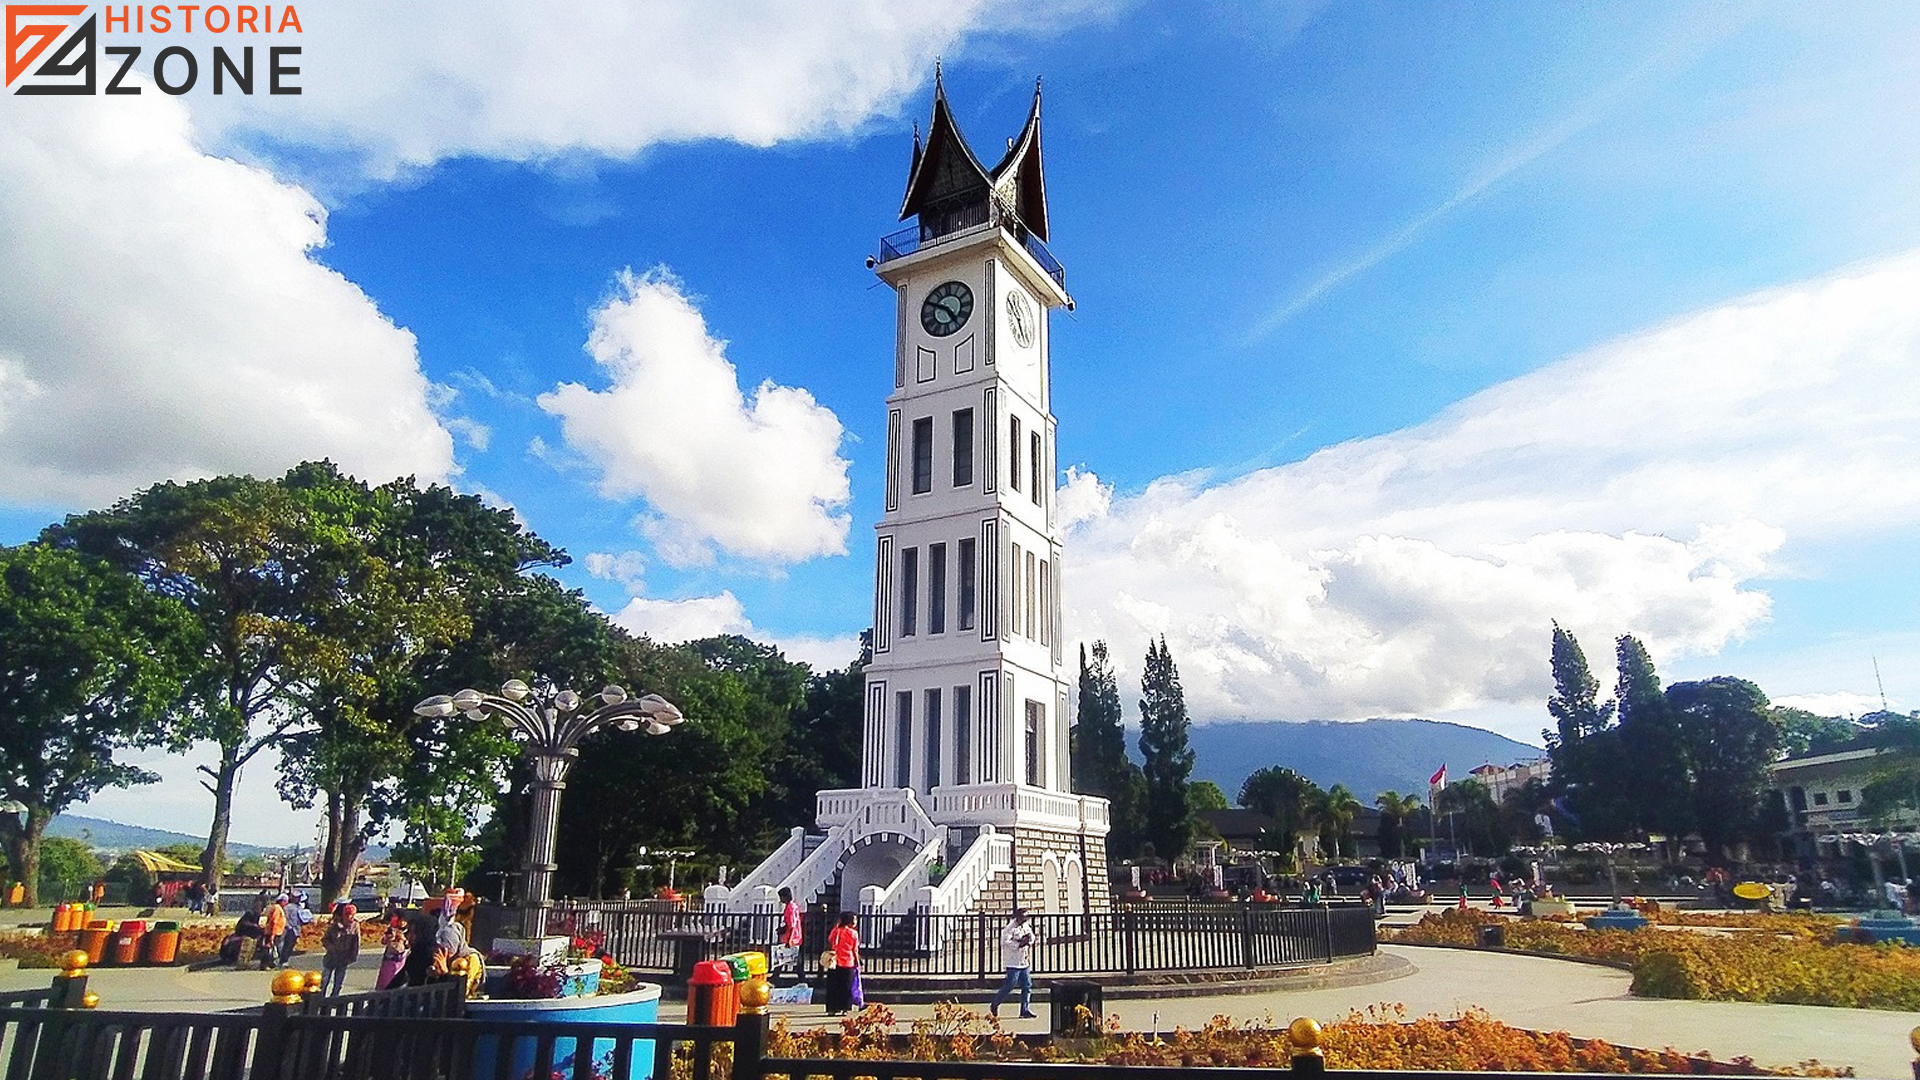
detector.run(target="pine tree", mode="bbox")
[1543,623,1627,839]
[1614,634,1691,844]
[1137,637,1195,859]
[1070,641,1146,857]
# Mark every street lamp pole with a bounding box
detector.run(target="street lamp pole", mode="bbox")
[415,679,685,939]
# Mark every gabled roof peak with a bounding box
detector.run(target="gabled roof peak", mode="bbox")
[897,70,1050,243]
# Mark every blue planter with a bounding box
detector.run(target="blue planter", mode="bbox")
[466,984,662,1080]
[1584,912,1649,932]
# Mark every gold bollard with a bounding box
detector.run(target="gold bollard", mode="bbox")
[1289,1017,1326,1077]
[737,976,771,1016]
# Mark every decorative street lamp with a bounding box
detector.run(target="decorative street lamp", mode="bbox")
[1572,841,1647,905]
[415,679,685,938]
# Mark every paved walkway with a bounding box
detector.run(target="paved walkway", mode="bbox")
[725,946,1919,1078]
[6,943,1914,1077]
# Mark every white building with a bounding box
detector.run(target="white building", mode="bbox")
[711,75,1110,924]
[1467,758,1552,805]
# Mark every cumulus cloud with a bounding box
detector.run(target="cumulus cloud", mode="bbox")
[1066,252,1920,723]
[584,550,649,594]
[0,91,456,508]
[540,271,852,567]
[610,591,860,672]
[183,0,1107,176]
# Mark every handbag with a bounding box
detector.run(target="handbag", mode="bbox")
[819,949,837,969]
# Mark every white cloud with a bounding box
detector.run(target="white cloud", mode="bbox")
[1068,252,1920,721]
[584,550,649,594]
[609,591,859,672]
[1772,691,1890,719]
[0,90,456,508]
[1056,465,1112,530]
[540,270,852,566]
[184,0,1105,177]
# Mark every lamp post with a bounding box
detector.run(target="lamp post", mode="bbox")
[415,679,685,938]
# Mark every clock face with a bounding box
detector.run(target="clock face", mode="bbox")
[920,280,973,337]
[1005,290,1036,348]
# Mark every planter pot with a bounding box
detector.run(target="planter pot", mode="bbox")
[1530,899,1576,917]
[466,983,662,1080]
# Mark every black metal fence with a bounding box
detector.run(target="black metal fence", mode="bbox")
[549,902,1377,979]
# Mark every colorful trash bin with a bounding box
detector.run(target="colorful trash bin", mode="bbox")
[50,904,70,933]
[721,951,768,982]
[80,920,115,965]
[110,920,148,965]
[142,921,181,965]
[688,960,737,1026]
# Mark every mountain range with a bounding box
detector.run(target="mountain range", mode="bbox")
[47,814,278,858]
[1186,718,1543,804]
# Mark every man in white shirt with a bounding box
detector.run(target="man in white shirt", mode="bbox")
[989,908,1037,1019]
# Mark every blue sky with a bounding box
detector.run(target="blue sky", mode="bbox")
[4,1,1918,843]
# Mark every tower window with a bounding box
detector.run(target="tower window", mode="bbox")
[900,547,918,637]
[1026,549,1037,639]
[1024,699,1044,787]
[925,688,943,789]
[1009,542,1023,639]
[954,684,971,784]
[952,408,974,487]
[1009,416,1022,492]
[928,543,947,635]
[1030,431,1042,505]
[957,538,976,631]
[1039,559,1051,647]
[911,417,933,495]
[896,690,914,788]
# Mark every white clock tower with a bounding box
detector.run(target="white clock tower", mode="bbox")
[714,74,1109,924]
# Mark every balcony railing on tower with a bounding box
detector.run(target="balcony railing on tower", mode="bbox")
[876,200,1065,287]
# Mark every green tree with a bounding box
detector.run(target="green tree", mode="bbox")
[1613,635,1691,841]
[1314,784,1362,861]
[1137,637,1195,861]
[1437,779,1508,857]
[1668,677,1779,864]
[1071,641,1146,858]
[1237,766,1323,867]
[1773,707,1859,758]
[1373,790,1422,859]
[0,543,197,905]
[1187,781,1229,813]
[1543,623,1626,839]
[36,836,103,903]
[45,470,365,890]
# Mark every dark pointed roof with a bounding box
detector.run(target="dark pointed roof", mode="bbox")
[897,74,1050,243]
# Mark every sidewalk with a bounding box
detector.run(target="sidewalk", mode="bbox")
[717,946,1919,1078]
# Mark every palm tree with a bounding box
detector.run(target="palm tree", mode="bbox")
[1374,790,1423,858]
[1315,784,1363,861]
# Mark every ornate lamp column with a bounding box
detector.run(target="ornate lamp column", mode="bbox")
[415,679,685,938]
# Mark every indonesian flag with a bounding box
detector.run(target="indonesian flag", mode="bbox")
[1428,764,1447,788]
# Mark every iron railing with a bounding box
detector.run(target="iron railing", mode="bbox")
[876,204,1066,288]
[549,902,1376,979]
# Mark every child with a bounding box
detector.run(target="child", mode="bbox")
[376,916,408,990]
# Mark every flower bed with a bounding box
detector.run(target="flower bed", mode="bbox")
[743,1003,1848,1077]
[1386,909,1920,1010]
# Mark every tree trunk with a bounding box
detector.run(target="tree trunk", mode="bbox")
[1,809,49,908]
[320,790,365,907]
[200,757,240,891]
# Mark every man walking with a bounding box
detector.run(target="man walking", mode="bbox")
[989,908,1037,1019]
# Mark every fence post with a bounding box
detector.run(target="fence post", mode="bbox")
[48,949,91,1009]
[1122,907,1136,976]
[251,970,307,1080]
[1240,901,1256,969]
[733,983,770,1080]
[1289,1017,1327,1077]
[1321,905,1336,963]
[977,909,989,982]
